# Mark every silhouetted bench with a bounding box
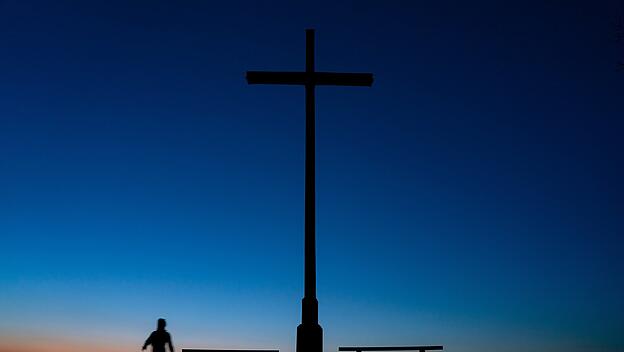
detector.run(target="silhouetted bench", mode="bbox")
[183,349,278,352]
[339,346,443,352]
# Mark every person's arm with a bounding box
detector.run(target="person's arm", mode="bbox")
[142,332,154,350]
[168,333,175,352]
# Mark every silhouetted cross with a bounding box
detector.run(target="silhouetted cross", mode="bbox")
[246,29,373,352]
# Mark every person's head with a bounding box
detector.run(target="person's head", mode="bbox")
[157,318,166,330]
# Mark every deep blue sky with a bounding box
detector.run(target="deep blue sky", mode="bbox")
[1,1,623,352]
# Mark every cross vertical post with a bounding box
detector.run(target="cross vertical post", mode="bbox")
[303,28,317,319]
[246,29,373,352]
[299,28,322,352]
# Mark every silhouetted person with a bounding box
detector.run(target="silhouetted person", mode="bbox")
[143,318,174,352]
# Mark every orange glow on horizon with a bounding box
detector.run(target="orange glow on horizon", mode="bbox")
[0,334,133,352]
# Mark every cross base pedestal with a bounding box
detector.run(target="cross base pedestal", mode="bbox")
[296,322,323,352]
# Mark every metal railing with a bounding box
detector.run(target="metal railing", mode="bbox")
[339,346,443,352]
[183,349,278,352]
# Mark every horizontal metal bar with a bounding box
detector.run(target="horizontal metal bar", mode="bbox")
[338,347,443,352]
[246,71,307,85]
[246,71,373,87]
[183,349,278,352]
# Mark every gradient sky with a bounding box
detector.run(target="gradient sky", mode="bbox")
[1,1,623,352]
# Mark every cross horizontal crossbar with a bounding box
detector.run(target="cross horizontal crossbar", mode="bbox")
[246,71,373,86]
[338,347,443,352]
[182,349,279,352]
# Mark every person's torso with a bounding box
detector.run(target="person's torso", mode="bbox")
[150,330,170,352]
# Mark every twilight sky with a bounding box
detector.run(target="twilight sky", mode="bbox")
[1,1,623,352]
